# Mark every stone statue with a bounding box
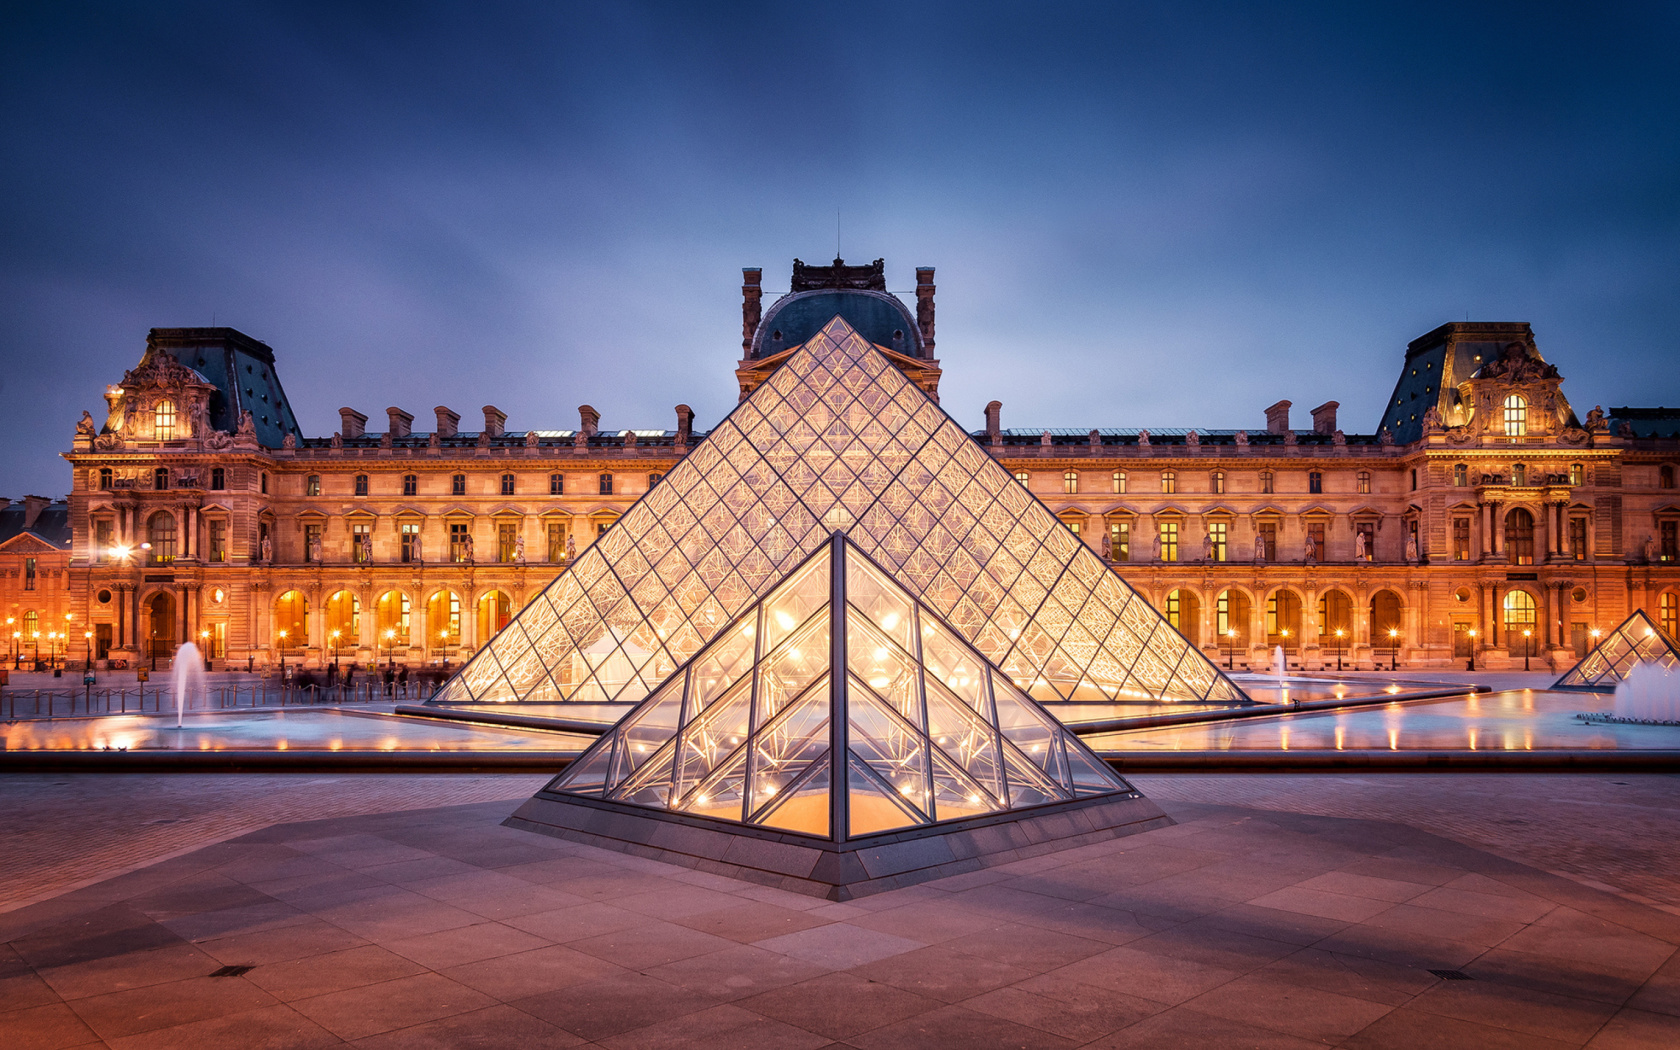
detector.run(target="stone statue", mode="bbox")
[360,536,373,563]
[1040,430,1052,447]
[331,431,343,448]
[1646,535,1659,563]
[282,432,297,450]
[1304,533,1318,564]
[525,429,539,448]
[513,535,526,564]
[477,431,491,448]
[236,411,257,441]
[428,432,440,450]
[411,535,423,564]
[1202,531,1214,562]
[1100,531,1111,560]
[1151,529,1163,562]
[189,399,211,438]
[566,535,577,561]
[261,535,273,563]
[76,411,97,437]
[1585,406,1607,432]
[1618,421,1635,439]
[1421,405,1442,432]
[1355,530,1368,562]
[308,534,323,563]
[1255,536,1266,562]
[1283,429,1297,447]
[1137,429,1150,447]
[460,534,474,562]
[1234,430,1248,449]
[1378,427,1394,446]
[1186,430,1199,449]
[1406,534,1419,563]
[1332,429,1346,447]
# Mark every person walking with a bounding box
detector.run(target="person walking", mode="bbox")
[397,664,409,700]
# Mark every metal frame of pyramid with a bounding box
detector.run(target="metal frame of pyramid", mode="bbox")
[505,532,1170,899]
[1554,609,1680,690]
[432,316,1247,714]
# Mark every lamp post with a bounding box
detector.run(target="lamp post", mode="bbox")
[148,629,157,671]
[277,629,288,677]
[1388,628,1399,672]
[5,616,13,668]
[1334,628,1345,671]
[33,630,42,669]
[383,628,396,672]
[1224,629,1237,670]
[62,612,73,673]
[1523,628,1533,671]
[1467,629,1478,671]
[199,629,211,671]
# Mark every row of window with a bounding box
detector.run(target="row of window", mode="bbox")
[1024,470,1374,496]
[1451,462,1587,487]
[310,472,661,497]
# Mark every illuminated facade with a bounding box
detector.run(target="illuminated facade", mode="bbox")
[57,259,1680,674]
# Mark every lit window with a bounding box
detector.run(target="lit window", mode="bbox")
[1504,395,1528,436]
[306,474,321,496]
[1159,521,1179,562]
[1662,592,1679,640]
[147,511,176,565]
[1112,471,1126,494]
[1514,464,1527,487]
[1211,471,1225,495]
[498,523,518,562]
[23,557,35,591]
[1570,463,1583,486]
[402,474,417,496]
[1453,517,1471,561]
[1014,472,1029,486]
[1161,471,1175,495]
[209,520,227,563]
[550,473,564,495]
[452,474,466,496]
[547,522,567,562]
[1455,463,1468,486]
[351,522,370,563]
[1259,471,1274,494]
[1063,471,1078,494]
[401,522,420,562]
[1357,471,1370,494]
[154,401,176,440]
[304,523,323,561]
[1208,522,1227,562]
[1108,520,1129,561]
[354,474,368,496]
[501,473,515,495]
[1308,471,1322,494]
[599,473,614,495]
[450,522,471,562]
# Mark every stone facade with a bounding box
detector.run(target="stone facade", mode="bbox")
[54,274,1680,673]
[0,497,74,670]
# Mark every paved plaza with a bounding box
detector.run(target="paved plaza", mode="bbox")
[3,770,1679,1048]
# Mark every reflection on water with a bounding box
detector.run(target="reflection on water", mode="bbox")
[0,709,592,753]
[1089,689,1680,752]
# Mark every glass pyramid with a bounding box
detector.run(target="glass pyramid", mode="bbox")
[1554,610,1680,690]
[547,533,1133,840]
[433,316,1247,711]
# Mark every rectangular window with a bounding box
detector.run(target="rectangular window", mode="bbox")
[1109,520,1129,562]
[599,474,613,495]
[1063,472,1078,494]
[94,520,112,563]
[1209,522,1227,562]
[498,523,518,562]
[1570,463,1584,486]
[155,467,170,490]
[354,474,368,496]
[550,473,564,495]
[209,520,226,563]
[24,557,36,591]
[451,474,466,496]
[1356,522,1376,560]
[154,401,175,440]
[1308,522,1326,556]
[1453,517,1471,561]
[1112,471,1126,494]
[403,474,417,496]
[306,474,321,496]
[1260,471,1274,494]
[1211,471,1225,495]
[261,471,268,494]
[548,522,567,562]
[1258,522,1277,561]
[401,522,420,562]
[1161,472,1175,495]
[304,523,323,562]
[1160,521,1179,563]
[99,467,112,490]
[450,522,470,562]
[1455,463,1468,486]
[352,522,370,563]
[649,473,663,487]
[1663,521,1678,563]
[1409,468,1417,491]
[210,467,225,490]
[1570,517,1587,560]
[1357,472,1371,494]
[500,473,515,496]
[1308,471,1323,494]
[1014,472,1029,486]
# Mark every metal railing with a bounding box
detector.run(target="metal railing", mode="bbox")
[1,681,441,721]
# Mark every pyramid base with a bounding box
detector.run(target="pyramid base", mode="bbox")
[504,791,1173,901]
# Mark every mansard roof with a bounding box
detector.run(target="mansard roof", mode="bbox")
[0,498,70,550]
[146,327,303,449]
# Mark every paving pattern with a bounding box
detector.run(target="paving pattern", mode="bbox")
[4,789,1680,1047]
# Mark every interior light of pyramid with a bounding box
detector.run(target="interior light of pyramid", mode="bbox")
[1554,609,1680,689]
[549,536,1133,839]
[434,316,1246,711]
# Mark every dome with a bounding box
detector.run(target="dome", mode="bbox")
[751,289,922,360]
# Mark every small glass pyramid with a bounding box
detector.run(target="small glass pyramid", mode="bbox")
[1554,609,1680,690]
[548,533,1134,840]
[433,316,1246,711]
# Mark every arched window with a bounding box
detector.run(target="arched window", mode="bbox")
[1370,590,1403,644]
[1504,395,1528,436]
[1357,471,1371,494]
[1318,590,1352,640]
[648,473,663,487]
[1660,592,1678,642]
[376,591,412,647]
[1112,471,1126,494]
[274,590,308,652]
[1503,590,1537,650]
[154,401,176,440]
[1259,471,1274,494]
[427,591,462,649]
[1662,465,1676,490]
[1267,590,1302,650]
[325,591,360,652]
[1216,589,1250,646]
[1165,589,1200,646]
[1454,463,1468,486]
[147,512,176,565]
[23,610,39,638]
[1160,471,1176,495]
[1063,471,1078,494]
[1211,471,1225,495]
[478,591,513,642]
[1014,472,1029,486]
[1506,507,1535,565]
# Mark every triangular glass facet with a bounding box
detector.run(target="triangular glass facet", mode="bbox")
[545,536,1135,842]
[1554,609,1680,689]
[434,316,1245,711]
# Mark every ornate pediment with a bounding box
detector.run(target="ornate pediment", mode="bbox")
[108,348,220,444]
[0,532,63,554]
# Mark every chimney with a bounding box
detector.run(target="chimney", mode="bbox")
[386,407,413,438]
[1265,399,1292,435]
[434,406,460,438]
[985,400,1002,446]
[22,495,51,530]
[1310,401,1339,435]
[339,408,367,439]
[578,405,599,438]
[915,267,936,356]
[482,406,506,437]
[675,404,694,446]
[741,268,762,355]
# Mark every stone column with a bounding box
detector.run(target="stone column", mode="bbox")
[1494,505,1507,561]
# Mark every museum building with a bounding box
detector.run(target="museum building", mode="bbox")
[50,258,1680,675]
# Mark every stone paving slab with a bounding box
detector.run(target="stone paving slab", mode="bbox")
[4,793,1679,1047]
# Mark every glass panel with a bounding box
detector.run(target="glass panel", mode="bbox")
[848,752,925,836]
[846,555,916,653]
[756,611,831,723]
[747,682,830,818]
[672,675,754,804]
[1066,745,1127,796]
[690,617,757,713]
[553,739,614,797]
[923,675,1004,805]
[919,615,989,716]
[929,746,1001,821]
[755,758,831,836]
[847,681,932,817]
[992,669,1070,786]
[848,616,922,725]
[618,674,686,774]
[678,747,749,823]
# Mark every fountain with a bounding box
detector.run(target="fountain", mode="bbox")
[1612,662,1680,724]
[172,642,206,728]
[1273,645,1287,681]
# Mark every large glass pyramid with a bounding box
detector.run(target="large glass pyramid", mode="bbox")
[434,316,1246,712]
[1554,610,1680,690]
[547,533,1132,841]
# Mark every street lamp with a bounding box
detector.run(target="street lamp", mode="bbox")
[1467,629,1478,671]
[1387,628,1399,672]
[1224,629,1237,670]
[1333,628,1345,671]
[277,629,288,676]
[33,630,42,668]
[1522,628,1533,671]
[330,629,342,671]
[5,616,13,668]
[200,629,211,670]
[383,628,396,671]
